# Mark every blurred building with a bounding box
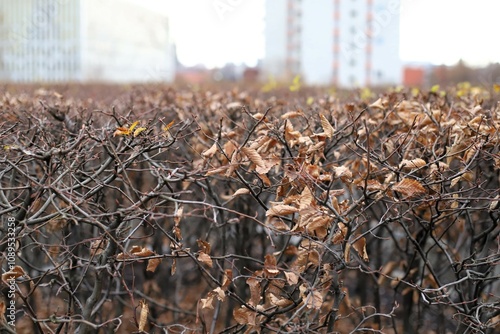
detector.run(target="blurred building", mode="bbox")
[0,0,175,83]
[263,0,402,87]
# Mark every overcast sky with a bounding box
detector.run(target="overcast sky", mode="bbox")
[138,0,499,68]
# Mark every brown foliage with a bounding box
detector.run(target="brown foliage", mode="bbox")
[0,84,499,333]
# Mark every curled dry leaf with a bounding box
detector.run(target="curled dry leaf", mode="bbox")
[138,299,149,332]
[241,146,265,168]
[266,204,299,217]
[116,246,155,260]
[284,271,299,285]
[197,239,211,254]
[131,246,154,257]
[146,258,162,273]
[197,252,213,268]
[299,186,314,210]
[174,206,183,226]
[299,285,323,310]
[333,165,353,183]
[370,97,387,109]
[241,146,275,174]
[202,142,218,158]
[319,114,335,138]
[399,158,426,170]
[264,254,279,277]
[232,188,250,197]
[2,265,27,283]
[489,195,500,211]
[200,287,227,310]
[171,259,177,275]
[200,295,214,310]
[213,287,226,301]
[281,110,303,119]
[365,179,385,192]
[247,277,261,306]
[222,269,233,290]
[344,242,351,262]
[352,237,369,262]
[205,165,231,176]
[332,222,348,244]
[306,215,332,239]
[269,293,294,307]
[233,306,256,326]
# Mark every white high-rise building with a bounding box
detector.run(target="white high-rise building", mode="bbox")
[0,0,175,83]
[263,0,402,87]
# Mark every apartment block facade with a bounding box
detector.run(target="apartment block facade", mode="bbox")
[0,0,175,83]
[264,0,402,87]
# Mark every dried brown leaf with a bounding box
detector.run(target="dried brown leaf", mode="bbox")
[264,254,279,277]
[333,165,353,183]
[213,287,226,301]
[174,206,183,226]
[266,204,299,217]
[241,146,265,168]
[392,178,426,198]
[269,293,294,307]
[131,246,155,258]
[299,186,314,210]
[205,165,231,176]
[197,252,213,268]
[352,237,369,262]
[281,110,303,119]
[306,215,331,239]
[202,142,218,158]
[332,222,348,244]
[233,306,256,326]
[299,285,323,310]
[197,239,211,254]
[232,188,250,197]
[320,114,335,138]
[489,195,500,211]
[370,97,387,109]
[2,265,26,283]
[171,258,177,275]
[306,289,323,310]
[284,271,299,285]
[247,277,261,306]
[399,158,426,170]
[365,179,385,192]
[146,258,162,273]
[344,242,351,262]
[138,300,149,331]
[200,295,214,310]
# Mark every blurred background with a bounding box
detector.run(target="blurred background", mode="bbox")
[0,0,499,87]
